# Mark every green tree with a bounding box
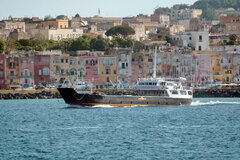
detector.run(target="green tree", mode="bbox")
[16,39,33,50]
[111,37,134,48]
[154,7,171,14]
[227,34,238,45]
[69,37,90,51]
[0,40,6,53]
[192,0,240,20]
[201,7,218,20]
[172,4,190,9]
[90,36,109,51]
[105,25,135,38]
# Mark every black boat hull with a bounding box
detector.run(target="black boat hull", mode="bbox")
[58,88,192,107]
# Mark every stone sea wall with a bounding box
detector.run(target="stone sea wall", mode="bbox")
[0,89,240,100]
[0,90,61,100]
[193,89,240,98]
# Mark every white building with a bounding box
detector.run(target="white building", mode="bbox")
[116,48,132,84]
[171,31,209,51]
[128,23,147,41]
[30,28,83,40]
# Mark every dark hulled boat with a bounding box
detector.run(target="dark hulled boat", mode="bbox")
[58,77,193,107]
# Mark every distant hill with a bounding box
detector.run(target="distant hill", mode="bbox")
[154,0,240,20]
[192,0,240,20]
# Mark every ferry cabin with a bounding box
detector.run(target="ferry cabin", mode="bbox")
[136,78,193,99]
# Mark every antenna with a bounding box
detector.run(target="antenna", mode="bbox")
[153,45,157,79]
[98,8,100,16]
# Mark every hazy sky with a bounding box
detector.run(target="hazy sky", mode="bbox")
[0,0,198,19]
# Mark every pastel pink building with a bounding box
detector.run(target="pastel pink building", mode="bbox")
[19,55,34,88]
[34,55,50,86]
[82,56,99,87]
[0,54,6,89]
[195,54,212,86]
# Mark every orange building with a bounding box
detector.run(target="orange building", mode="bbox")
[40,19,69,29]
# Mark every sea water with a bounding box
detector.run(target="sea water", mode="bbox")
[0,98,240,160]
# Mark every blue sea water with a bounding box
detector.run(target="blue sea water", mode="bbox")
[0,98,240,160]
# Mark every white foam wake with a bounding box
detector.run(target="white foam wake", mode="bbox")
[191,100,240,106]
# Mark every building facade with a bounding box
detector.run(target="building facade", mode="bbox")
[0,54,6,89]
[34,55,50,86]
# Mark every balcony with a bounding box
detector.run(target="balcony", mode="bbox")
[20,75,33,78]
[8,75,18,79]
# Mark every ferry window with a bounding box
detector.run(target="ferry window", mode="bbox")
[180,90,187,95]
[149,82,153,85]
[188,91,192,95]
[171,90,178,95]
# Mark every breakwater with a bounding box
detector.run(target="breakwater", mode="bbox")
[0,88,240,100]
[193,88,240,98]
[0,89,61,100]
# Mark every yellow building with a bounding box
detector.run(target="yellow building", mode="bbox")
[211,54,224,82]
[211,53,234,83]
[98,55,117,87]
[6,56,20,88]
[41,19,69,29]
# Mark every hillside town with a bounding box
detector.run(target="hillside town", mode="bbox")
[1,7,240,90]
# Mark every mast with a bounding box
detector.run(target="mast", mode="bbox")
[153,45,157,78]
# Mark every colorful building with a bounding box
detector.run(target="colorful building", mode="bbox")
[98,55,117,88]
[19,55,35,88]
[6,55,20,88]
[34,55,50,86]
[0,54,6,89]
[82,55,99,87]
[50,53,70,85]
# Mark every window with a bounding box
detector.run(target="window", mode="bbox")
[122,63,125,69]
[70,68,77,75]
[23,69,30,76]
[105,68,111,74]
[93,69,98,75]
[189,37,192,40]
[198,46,202,51]
[106,77,110,82]
[188,91,192,95]
[199,35,202,41]
[105,59,110,65]
[9,62,15,69]
[90,60,95,66]
[21,60,27,64]
[0,71,3,78]
[42,67,49,75]
[171,90,178,95]
[180,90,187,95]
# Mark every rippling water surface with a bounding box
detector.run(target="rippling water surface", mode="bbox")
[0,98,240,160]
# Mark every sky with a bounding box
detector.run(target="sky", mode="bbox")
[0,0,198,19]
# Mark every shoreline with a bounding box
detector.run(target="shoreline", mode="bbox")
[0,88,240,100]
